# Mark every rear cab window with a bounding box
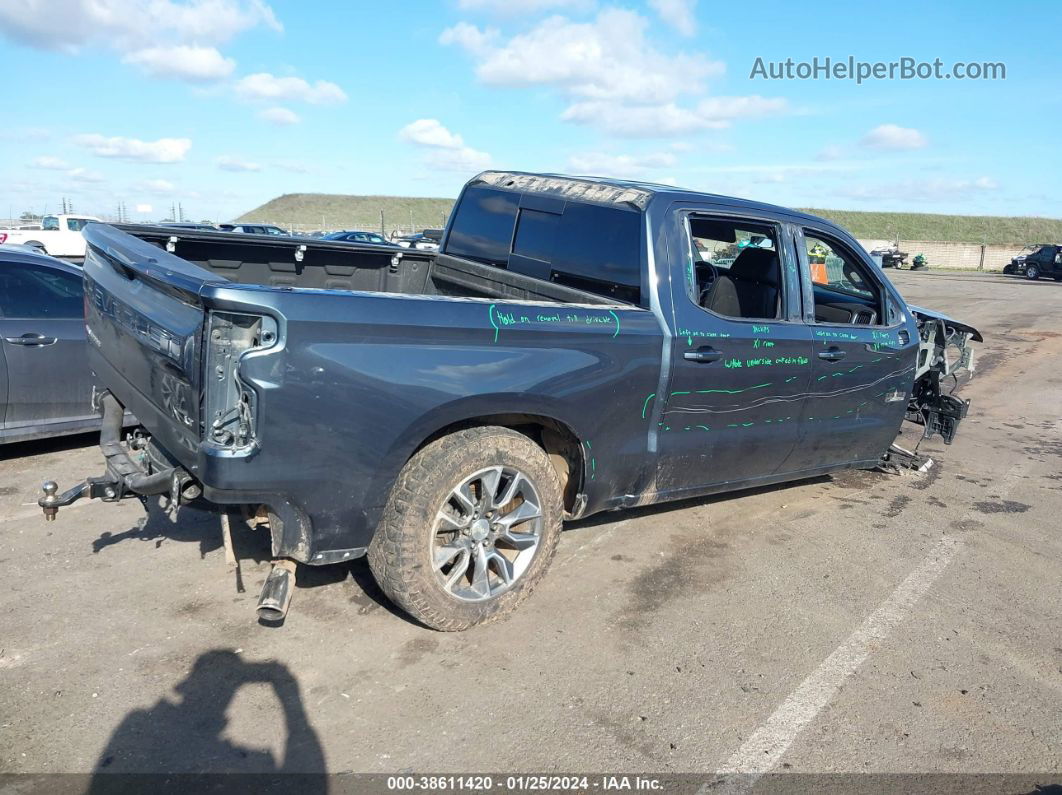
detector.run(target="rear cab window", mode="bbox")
[444,185,644,306]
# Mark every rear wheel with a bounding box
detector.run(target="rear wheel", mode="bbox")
[1025,265,1040,280]
[368,426,563,630]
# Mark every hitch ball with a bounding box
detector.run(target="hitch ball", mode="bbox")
[40,481,59,521]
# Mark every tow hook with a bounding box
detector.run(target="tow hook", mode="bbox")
[38,479,116,521]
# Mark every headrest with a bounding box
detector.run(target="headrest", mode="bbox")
[730,247,780,286]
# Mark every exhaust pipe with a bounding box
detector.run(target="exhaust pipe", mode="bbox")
[257,559,297,624]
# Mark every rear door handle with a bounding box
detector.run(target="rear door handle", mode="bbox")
[817,347,846,362]
[4,333,58,346]
[683,347,723,363]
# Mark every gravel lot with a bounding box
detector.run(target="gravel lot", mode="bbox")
[1,270,1059,782]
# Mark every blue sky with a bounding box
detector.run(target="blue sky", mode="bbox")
[1,0,1058,222]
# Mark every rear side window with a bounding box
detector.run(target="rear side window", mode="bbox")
[444,187,519,267]
[445,186,642,304]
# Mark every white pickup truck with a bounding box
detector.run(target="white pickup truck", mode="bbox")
[0,214,100,260]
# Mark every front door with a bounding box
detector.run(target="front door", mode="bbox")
[786,227,919,470]
[654,211,813,494]
[0,262,93,430]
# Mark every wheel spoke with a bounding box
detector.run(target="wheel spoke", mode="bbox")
[433,539,470,571]
[469,547,491,598]
[499,528,538,550]
[488,551,515,584]
[495,498,541,531]
[443,548,472,591]
[478,466,504,507]
[435,510,468,531]
[451,482,477,513]
[493,472,526,509]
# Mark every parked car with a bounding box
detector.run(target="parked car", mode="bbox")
[394,229,442,251]
[0,247,101,443]
[1002,243,1062,280]
[218,223,290,236]
[322,230,398,247]
[0,214,100,260]
[42,171,981,630]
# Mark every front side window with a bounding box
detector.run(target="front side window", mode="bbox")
[687,216,783,321]
[804,232,883,325]
[0,265,83,319]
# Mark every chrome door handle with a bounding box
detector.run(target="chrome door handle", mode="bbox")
[683,347,723,363]
[4,333,58,346]
[817,347,846,361]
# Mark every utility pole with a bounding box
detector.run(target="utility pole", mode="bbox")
[380,208,385,235]
[409,208,414,234]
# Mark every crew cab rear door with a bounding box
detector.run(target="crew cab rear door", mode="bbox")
[653,206,814,494]
[786,224,920,470]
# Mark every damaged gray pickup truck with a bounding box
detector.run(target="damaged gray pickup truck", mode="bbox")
[41,172,981,630]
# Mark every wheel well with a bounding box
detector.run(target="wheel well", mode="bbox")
[415,414,585,513]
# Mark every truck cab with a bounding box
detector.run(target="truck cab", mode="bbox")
[0,214,101,260]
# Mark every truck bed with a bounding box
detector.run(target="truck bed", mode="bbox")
[114,224,620,306]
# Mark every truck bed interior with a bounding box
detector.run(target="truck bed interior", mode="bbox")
[114,224,621,307]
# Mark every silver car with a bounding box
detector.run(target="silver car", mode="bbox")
[0,246,100,443]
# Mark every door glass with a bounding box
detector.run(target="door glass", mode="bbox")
[689,218,783,320]
[804,234,883,326]
[0,266,84,319]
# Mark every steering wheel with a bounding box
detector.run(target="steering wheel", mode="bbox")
[695,260,719,306]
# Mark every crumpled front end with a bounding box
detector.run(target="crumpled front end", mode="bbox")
[906,306,982,444]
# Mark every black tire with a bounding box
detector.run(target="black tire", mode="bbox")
[1025,265,1040,280]
[368,426,563,631]
[1053,275,1062,282]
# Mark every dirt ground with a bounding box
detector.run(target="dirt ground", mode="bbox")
[1,270,1059,783]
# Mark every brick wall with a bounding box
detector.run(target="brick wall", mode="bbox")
[857,239,1026,271]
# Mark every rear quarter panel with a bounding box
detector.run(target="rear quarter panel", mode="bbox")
[202,284,663,555]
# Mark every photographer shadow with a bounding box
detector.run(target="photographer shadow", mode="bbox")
[90,649,326,788]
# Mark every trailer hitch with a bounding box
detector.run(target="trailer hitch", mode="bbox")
[38,391,197,520]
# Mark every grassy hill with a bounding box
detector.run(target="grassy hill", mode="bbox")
[238,192,1061,245]
[799,209,1062,246]
[236,193,455,234]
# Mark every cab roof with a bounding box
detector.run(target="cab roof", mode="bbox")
[471,170,837,230]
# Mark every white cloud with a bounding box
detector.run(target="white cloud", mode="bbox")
[74,134,192,163]
[398,119,491,174]
[457,0,594,12]
[31,155,69,169]
[0,0,280,52]
[136,179,176,193]
[258,106,300,125]
[67,167,105,183]
[443,8,786,138]
[562,95,787,137]
[649,0,697,36]
[567,150,676,178]
[123,45,235,82]
[235,73,347,104]
[399,119,467,149]
[860,124,928,151]
[444,9,720,105]
[135,203,153,213]
[841,176,998,202]
[216,156,261,172]
[438,21,498,56]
